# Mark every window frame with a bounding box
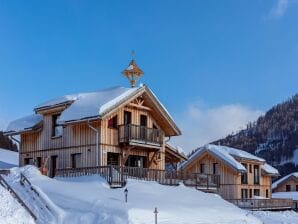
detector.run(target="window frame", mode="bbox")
[108,115,118,129]
[52,114,63,138]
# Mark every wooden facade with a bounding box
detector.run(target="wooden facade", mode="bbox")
[15,87,182,177]
[182,149,274,200]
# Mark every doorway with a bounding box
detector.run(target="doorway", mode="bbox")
[125,155,147,168]
[50,155,58,178]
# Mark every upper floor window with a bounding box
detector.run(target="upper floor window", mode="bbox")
[52,114,62,137]
[200,163,206,174]
[213,163,219,174]
[241,163,248,184]
[296,185,298,191]
[253,165,260,185]
[108,116,118,129]
[124,111,132,125]
[286,185,291,192]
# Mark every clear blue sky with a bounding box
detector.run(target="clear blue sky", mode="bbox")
[0,1,297,142]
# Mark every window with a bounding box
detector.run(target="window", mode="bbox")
[71,153,82,168]
[296,185,298,192]
[200,164,206,174]
[213,163,219,174]
[36,157,42,168]
[266,189,269,198]
[241,189,248,199]
[241,163,248,184]
[249,189,252,198]
[253,165,260,184]
[24,158,34,165]
[249,164,252,173]
[254,189,260,197]
[52,114,63,137]
[286,185,291,192]
[108,116,118,129]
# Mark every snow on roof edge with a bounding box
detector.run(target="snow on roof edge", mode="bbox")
[272,172,298,189]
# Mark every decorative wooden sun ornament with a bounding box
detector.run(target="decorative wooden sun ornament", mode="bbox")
[122,51,144,87]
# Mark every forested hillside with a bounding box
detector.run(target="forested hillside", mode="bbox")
[213,94,298,177]
[0,131,17,151]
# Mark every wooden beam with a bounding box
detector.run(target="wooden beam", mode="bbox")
[122,146,134,165]
[148,151,158,168]
[128,103,151,111]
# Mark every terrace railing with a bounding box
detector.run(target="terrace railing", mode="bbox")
[227,198,293,211]
[55,165,220,190]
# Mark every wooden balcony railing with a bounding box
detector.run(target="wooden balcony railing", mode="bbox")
[227,198,293,211]
[118,124,163,147]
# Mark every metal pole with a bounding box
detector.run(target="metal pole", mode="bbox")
[154,207,158,224]
[88,120,99,167]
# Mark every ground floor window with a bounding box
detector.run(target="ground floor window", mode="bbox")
[249,189,252,198]
[200,163,206,174]
[253,189,260,197]
[107,152,120,166]
[241,189,248,199]
[24,158,34,165]
[71,153,82,168]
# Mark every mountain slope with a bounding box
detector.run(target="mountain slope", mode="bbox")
[213,94,298,177]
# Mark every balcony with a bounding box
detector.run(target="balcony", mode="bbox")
[118,124,163,148]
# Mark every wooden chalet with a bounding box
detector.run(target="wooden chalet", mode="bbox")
[272,172,298,193]
[5,56,185,178]
[180,144,279,200]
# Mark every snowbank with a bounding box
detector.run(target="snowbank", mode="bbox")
[2,166,263,224]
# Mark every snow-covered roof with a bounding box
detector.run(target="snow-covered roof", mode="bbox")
[272,172,298,189]
[181,144,277,175]
[261,163,279,176]
[35,86,140,123]
[6,85,180,136]
[165,143,187,160]
[0,148,18,169]
[6,114,43,134]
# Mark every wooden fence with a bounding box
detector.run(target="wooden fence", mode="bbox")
[55,165,220,190]
[227,198,293,211]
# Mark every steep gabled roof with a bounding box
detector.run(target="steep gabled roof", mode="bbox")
[6,85,181,136]
[181,144,279,176]
[272,172,298,189]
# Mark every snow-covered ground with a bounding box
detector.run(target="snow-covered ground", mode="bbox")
[1,166,298,224]
[253,211,298,224]
[2,166,262,224]
[0,185,35,224]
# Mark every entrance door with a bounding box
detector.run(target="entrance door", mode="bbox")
[50,155,58,178]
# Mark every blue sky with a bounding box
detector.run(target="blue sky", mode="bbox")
[0,0,297,150]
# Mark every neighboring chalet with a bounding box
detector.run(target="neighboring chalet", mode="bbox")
[5,56,185,178]
[272,172,298,193]
[180,144,279,200]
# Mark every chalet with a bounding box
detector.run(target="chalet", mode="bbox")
[273,172,298,193]
[180,144,279,200]
[5,55,185,178]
